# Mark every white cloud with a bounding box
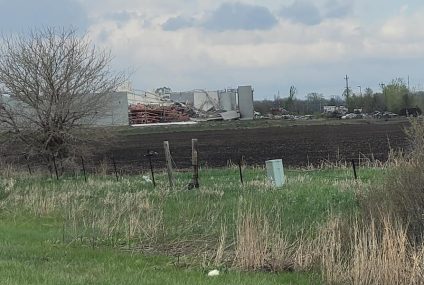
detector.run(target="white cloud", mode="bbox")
[88,13,366,93]
[380,8,424,44]
[1,0,422,97]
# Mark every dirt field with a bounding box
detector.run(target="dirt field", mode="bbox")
[101,119,410,172]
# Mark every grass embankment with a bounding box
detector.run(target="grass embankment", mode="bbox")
[0,166,380,284]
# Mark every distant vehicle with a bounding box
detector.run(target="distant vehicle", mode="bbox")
[270,108,289,116]
[382,112,398,119]
[282,114,295,120]
[373,111,382,118]
[254,111,264,119]
[341,113,363,119]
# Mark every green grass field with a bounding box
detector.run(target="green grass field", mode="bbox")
[0,166,384,284]
[0,217,316,285]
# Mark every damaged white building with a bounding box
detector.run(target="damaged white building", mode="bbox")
[169,86,254,119]
[96,85,255,126]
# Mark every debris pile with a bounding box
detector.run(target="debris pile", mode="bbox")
[129,104,191,124]
[190,108,240,121]
[129,103,241,125]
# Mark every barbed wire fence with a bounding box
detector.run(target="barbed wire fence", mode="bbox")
[0,138,392,184]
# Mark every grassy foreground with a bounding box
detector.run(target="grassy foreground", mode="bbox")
[0,166,381,284]
[0,217,313,285]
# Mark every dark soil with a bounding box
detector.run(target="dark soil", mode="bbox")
[98,120,409,172]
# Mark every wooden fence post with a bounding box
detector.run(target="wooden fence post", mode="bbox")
[190,139,199,189]
[47,162,53,179]
[52,156,59,180]
[163,141,174,188]
[25,155,32,175]
[238,155,244,185]
[351,159,358,180]
[81,156,87,182]
[112,155,119,182]
[145,150,157,188]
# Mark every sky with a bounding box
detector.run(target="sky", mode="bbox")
[0,0,423,99]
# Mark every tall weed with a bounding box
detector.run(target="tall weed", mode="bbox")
[360,118,424,241]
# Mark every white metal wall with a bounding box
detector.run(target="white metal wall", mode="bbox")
[238,86,254,119]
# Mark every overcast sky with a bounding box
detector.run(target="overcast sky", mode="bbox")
[0,0,423,99]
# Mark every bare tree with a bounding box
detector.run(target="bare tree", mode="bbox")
[0,28,125,162]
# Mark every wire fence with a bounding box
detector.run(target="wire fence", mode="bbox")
[0,144,389,181]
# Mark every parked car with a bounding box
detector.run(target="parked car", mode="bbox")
[341,113,363,119]
[382,112,398,119]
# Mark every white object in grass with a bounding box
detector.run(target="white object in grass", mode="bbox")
[142,175,152,183]
[208,269,220,277]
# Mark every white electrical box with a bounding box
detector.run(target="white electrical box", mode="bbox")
[265,159,285,187]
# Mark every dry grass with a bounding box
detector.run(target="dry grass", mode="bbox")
[360,118,424,241]
[213,222,227,266]
[96,159,110,176]
[317,215,424,285]
[0,179,165,247]
[233,202,298,272]
[231,200,424,285]
[234,204,271,270]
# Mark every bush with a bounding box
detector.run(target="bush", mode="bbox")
[360,118,424,241]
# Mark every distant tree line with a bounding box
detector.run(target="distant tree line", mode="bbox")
[254,79,424,115]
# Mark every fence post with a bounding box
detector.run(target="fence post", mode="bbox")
[190,139,199,189]
[351,159,358,180]
[27,163,32,175]
[81,156,87,182]
[52,156,59,180]
[238,155,244,185]
[163,141,174,188]
[112,155,119,182]
[145,150,157,187]
[25,155,32,175]
[47,162,53,179]
[59,153,65,176]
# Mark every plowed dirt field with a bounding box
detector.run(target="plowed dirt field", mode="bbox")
[103,120,409,171]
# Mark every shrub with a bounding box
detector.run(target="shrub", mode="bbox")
[359,118,424,241]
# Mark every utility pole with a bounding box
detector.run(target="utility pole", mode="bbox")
[380,83,386,110]
[345,75,350,98]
